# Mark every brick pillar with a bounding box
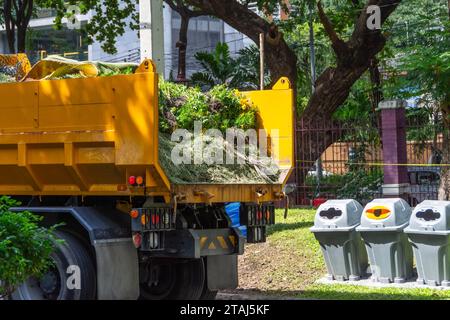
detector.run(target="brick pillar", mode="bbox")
[379,100,410,197]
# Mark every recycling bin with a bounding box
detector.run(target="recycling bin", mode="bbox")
[356,198,413,283]
[405,200,450,287]
[310,199,368,281]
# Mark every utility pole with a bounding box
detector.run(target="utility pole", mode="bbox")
[308,3,316,93]
[308,2,322,184]
[139,0,165,74]
[259,33,265,90]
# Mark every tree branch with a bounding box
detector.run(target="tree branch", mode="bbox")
[184,0,297,88]
[165,0,208,18]
[164,0,178,12]
[316,0,349,61]
[21,0,32,29]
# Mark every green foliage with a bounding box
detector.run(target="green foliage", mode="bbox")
[382,0,449,101]
[192,43,270,91]
[0,196,59,298]
[191,43,238,90]
[336,169,383,202]
[305,173,347,188]
[0,73,15,83]
[39,0,139,54]
[382,1,449,159]
[234,45,271,90]
[406,107,443,156]
[306,169,383,203]
[158,79,257,133]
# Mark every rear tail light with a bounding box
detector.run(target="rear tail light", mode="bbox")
[257,210,263,222]
[131,206,174,251]
[128,176,136,186]
[151,214,160,225]
[147,232,159,249]
[240,203,275,227]
[247,226,266,243]
[130,209,139,219]
[240,203,275,244]
[136,176,144,186]
[140,213,162,226]
[140,207,174,231]
[132,232,142,248]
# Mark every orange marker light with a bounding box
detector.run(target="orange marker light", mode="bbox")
[141,214,147,225]
[365,206,391,220]
[136,176,144,186]
[130,209,139,219]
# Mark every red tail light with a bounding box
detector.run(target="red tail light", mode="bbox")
[128,176,136,185]
[151,214,160,225]
[132,232,142,248]
[257,211,263,221]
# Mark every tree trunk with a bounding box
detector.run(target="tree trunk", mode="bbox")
[369,58,383,114]
[176,14,190,81]
[3,0,34,53]
[439,2,450,200]
[439,101,450,200]
[17,26,27,53]
[4,0,16,53]
[438,136,450,200]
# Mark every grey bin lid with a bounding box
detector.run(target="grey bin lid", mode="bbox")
[357,198,411,232]
[405,200,450,235]
[310,199,363,232]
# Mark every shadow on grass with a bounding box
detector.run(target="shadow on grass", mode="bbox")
[267,221,314,236]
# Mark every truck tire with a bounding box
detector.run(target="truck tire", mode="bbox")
[168,259,205,300]
[139,261,177,300]
[12,231,96,300]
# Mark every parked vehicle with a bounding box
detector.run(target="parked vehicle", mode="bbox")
[307,163,333,177]
[0,59,294,300]
[408,166,441,205]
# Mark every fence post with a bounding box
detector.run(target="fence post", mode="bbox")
[378,100,410,199]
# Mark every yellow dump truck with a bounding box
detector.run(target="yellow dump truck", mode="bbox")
[0,58,294,300]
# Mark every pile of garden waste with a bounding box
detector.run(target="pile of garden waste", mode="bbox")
[0,55,280,184]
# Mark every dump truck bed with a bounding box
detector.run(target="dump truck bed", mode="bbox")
[0,60,293,204]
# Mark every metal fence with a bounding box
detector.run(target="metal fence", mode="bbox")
[291,112,443,207]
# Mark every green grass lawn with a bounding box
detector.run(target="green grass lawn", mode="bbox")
[236,208,450,300]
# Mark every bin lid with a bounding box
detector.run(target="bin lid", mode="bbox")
[357,198,411,232]
[310,199,363,232]
[404,200,450,235]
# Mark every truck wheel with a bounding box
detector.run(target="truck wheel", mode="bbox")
[12,231,96,300]
[169,259,205,300]
[139,261,177,300]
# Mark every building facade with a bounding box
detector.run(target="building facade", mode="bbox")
[0,4,250,79]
